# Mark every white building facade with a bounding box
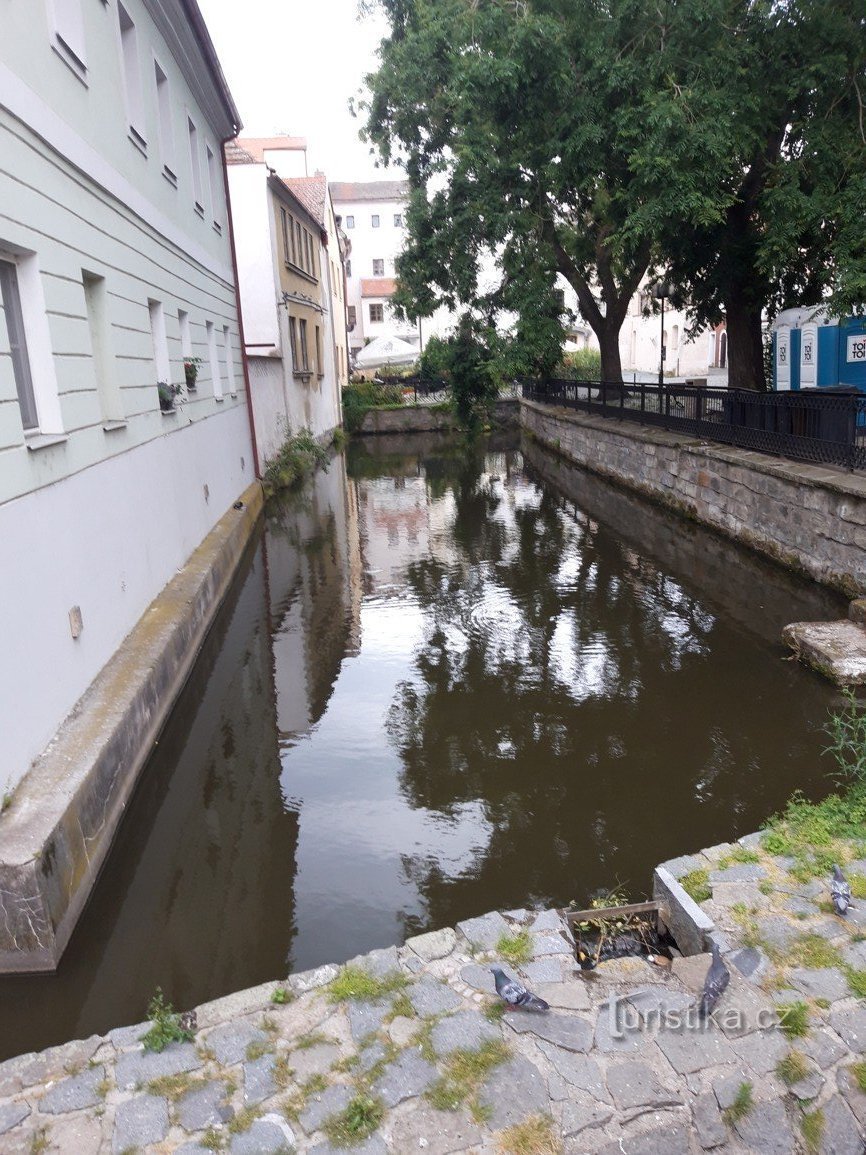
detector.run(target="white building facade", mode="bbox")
[227,142,344,459]
[0,0,253,796]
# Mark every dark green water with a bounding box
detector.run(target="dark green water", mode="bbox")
[0,433,845,1061]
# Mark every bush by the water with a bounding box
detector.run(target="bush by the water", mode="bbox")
[554,349,602,381]
[262,425,330,496]
[342,381,405,432]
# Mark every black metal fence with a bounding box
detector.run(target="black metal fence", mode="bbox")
[522,378,866,470]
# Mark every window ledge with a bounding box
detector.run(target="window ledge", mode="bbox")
[26,433,68,452]
[163,166,178,188]
[214,395,225,402]
[52,41,88,86]
[128,129,147,157]
[161,407,179,417]
[293,371,313,382]
[102,420,128,433]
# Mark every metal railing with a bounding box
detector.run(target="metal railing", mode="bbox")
[522,378,866,470]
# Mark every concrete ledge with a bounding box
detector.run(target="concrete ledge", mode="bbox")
[0,482,264,973]
[782,619,866,685]
[521,399,866,596]
[653,866,715,957]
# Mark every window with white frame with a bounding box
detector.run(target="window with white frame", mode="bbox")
[118,3,146,146]
[83,271,122,422]
[315,325,322,376]
[49,0,87,78]
[372,259,384,276]
[207,320,223,398]
[188,118,204,214]
[346,259,352,278]
[371,214,380,228]
[206,144,221,231]
[222,325,235,395]
[148,299,171,393]
[0,258,39,431]
[394,213,403,227]
[347,306,356,329]
[346,215,355,229]
[298,319,309,370]
[154,60,175,180]
[369,303,384,323]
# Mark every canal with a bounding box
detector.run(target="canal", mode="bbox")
[0,432,845,1061]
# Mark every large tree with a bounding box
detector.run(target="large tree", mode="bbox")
[364,0,865,389]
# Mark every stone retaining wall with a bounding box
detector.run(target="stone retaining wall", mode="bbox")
[521,399,866,596]
[0,483,265,974]
[358,399,519,435]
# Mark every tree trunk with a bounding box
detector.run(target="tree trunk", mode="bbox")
[724,296,766,391]
[591,317,624,385]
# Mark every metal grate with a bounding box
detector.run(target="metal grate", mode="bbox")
[522,378,866,470]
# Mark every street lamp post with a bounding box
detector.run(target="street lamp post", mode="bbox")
[652,280,671,388]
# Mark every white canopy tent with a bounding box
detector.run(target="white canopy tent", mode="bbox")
[353,335,419,370]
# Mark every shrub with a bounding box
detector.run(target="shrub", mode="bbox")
[342,382,405,432]
[554,349,602,381]
[140,989,195,1053]
[262,425,329,497]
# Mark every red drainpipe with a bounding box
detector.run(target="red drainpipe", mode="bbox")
[221,139,261,480]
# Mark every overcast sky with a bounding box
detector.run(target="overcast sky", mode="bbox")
[198,0,405,182]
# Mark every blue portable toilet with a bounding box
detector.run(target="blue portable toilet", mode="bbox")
[771,306,866,393]
[839,317,866,391]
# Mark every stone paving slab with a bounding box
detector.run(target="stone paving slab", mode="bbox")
[2,859,866,1153]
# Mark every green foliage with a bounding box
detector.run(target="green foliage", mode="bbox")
[271,986,294,1005]
[762,785,866,882]
[554,350,602,382]
[718,845,761,868]
[851,1062,866,1092]
[262,425,329,497]
[789,935,842,970]
[363,0,866,390]
[722,1081,753,1125]
[496,1114,562,1155]
[326,965,408,1003]
[824,689,866,789]
[322,1095,384,1146]
[495,930,532,966]
[341,381,405,433]
[140,989,194,1053]
[680,869,711,904]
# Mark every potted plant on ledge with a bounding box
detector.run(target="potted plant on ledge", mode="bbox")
[157,380,184,413]
[184,356,203,390]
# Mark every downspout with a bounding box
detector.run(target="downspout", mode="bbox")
[221,139,261,479]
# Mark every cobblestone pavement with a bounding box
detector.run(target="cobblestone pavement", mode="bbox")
[1,838,865,1153]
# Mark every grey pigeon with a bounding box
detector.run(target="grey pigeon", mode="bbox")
[831,864,853,916]
[698,942,730,1019]
[490,966,549,1012]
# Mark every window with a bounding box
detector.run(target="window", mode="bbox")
[369,303,383,323]
[83,271,121,421]
[315,325,322,375]
[188,118,203,213]
[281,208,290,264]
[347,305,356,329]
[206,144,220,230]
[118,4,145,146]
[371,215,380,228]
[346,259,352,279]
[346,215,355,229]
[0,258,38,430]
[294,220,302,268]
[672,324,679,351]
[148,299,170,390]
[298,319,309,370]
[288,316,298,366]
[154,61,175,180]
[222,325,235,394]
[178,308,193,386]
[394,214,403,227]
[207,319,223,398]
[372,259,384,276]
[50,0,87,78]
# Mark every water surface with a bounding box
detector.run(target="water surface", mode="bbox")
[0,433,844,1060]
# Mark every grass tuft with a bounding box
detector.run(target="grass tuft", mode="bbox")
[322,1094,384,1147]
[387,992,415,1021]
[426,1040,510,1113]
[777,1050,810,1085]
[246,1038,274,1062]
[495,930,532,966]
[718,845,761,868]
[228,1106,260,1135]
[680,869,711,903]
[777,1001,810,1039]
[850,1061,866,1092]
[801,1108,825,1154]
[293,1031,331,1051]
[483,1000,507,1022]
[789,935,842,969]
[722,1081,753,1125]
[327,965,408,1004]
[496,1113,562,1154]
[271,986,294,1005]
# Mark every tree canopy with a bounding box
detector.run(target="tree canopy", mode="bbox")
[363,0,865,388]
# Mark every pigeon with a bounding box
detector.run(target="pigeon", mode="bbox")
[831,864,853,916]
[490,966,549,1012]
[698,942,730,1020]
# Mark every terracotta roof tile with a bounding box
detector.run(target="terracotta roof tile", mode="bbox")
[282,176,328,227]
[361,278,397,297]
[330,180,410,203]
[224,139,258,165]
[234,135,308,162]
